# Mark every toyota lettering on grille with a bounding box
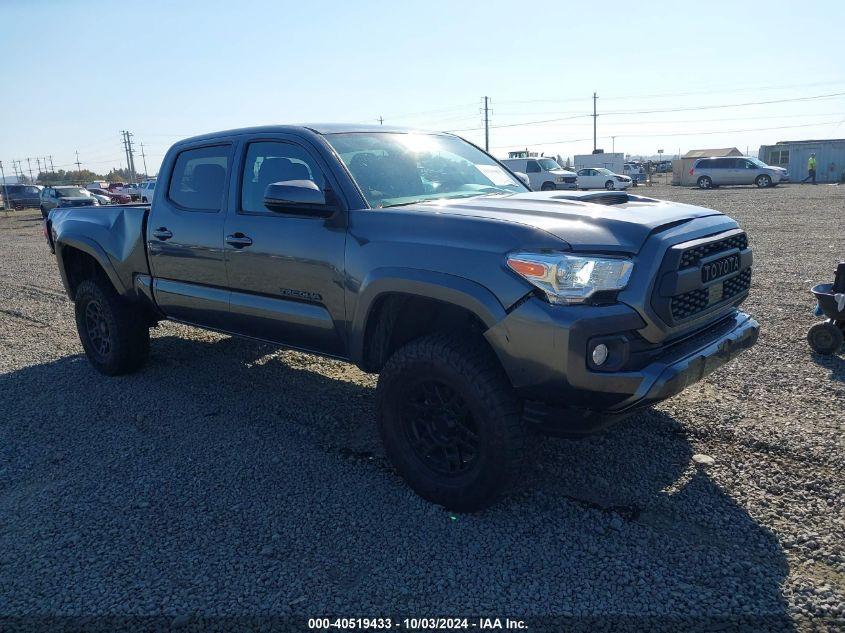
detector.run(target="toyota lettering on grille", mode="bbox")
[701,253,740,284]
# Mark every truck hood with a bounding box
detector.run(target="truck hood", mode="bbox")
[402,191,725,253]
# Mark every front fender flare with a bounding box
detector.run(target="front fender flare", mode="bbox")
[348,267,508,366]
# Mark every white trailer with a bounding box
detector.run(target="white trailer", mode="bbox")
[573,152,625,175]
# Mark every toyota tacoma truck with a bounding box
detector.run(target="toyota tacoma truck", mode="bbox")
[46,124,758,511]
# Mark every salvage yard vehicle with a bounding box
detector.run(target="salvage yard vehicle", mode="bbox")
[2,184,42,210]
[500,157,577,191]
[40,185,98,218]
[576,167,633,190]
[45,124,759,511]
[690,156,785,189]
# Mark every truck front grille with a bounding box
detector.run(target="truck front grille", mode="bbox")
[679,233,748,269]
[653,230,752,326]
[671,288,710,320]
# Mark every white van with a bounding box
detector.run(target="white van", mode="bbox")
[501,157,577,191]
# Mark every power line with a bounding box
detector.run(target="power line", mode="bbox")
[602,91,845,116]
[448,91,845,134]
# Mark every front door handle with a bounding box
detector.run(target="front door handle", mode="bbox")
[226,233,253,248]
[152,227,173,240]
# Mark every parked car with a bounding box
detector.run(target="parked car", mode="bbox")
[89,192,112,205]
[86,181,110,191]
[118,183,141,201]
[623,163,645,183]
[501,157,577,191]
[107,182,126,193]
[576,167,633,190]
[40,185,98,218]
[2,184,42,210]
[690,157,785,189]
[138,179,156,203]
[45,124,758,511]
[89,188,132,204]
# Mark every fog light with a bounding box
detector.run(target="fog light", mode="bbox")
[592,343,609,366]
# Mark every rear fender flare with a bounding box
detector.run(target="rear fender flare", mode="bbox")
[55,236,127,300]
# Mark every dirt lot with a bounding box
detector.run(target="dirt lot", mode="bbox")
[0,184,843,631]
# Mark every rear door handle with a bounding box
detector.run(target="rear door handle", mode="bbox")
[226,233,253,248]
[152,227,173,240]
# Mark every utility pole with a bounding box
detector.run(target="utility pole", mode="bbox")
[75,151,82,180]
[139,142,149,177]
[36,158,43,183]
[482,96,491,152]
[121,131,137,183]
[611,136,616,153]
[377,116,384,125]
[49,155,55,173]
[26,158,34,183]
[127,133,136,183]
[592,92,599,153]
[1,161,10,211]
[11,160,19,180]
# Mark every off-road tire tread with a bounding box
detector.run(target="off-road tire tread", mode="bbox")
[376,332,526,512]
[74,278,150,375]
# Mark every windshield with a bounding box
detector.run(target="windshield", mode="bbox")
[326,132,528,208]
[747,157,767,167]
[56,187,91,198]
[537,158,563,172]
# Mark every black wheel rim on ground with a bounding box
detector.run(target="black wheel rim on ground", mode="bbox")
[84,300,111,357]
[401,379,480,475]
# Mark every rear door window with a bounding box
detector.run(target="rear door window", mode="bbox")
[168,145,230,211]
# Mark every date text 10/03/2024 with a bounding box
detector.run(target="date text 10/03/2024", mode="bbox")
[307,618,528,630]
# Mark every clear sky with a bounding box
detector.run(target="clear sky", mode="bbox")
[2,0,844,177]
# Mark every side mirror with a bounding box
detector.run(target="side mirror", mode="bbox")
[263,180,333,216]
[514,172,531,188]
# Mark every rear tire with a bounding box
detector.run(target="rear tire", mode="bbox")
[807,321,844,355]
[697,176,712,189]
[376,333,526,512]
[40,206,48,219]
[756,174,772,188]
[74,278,150,375]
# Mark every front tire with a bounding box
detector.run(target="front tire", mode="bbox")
[540,182,555,191]
[605,180,615,190]
[697,176,713,189]
[376,333,525,512]
[756,174,772,188]
[74,278,150,375]
[807,321,844,355]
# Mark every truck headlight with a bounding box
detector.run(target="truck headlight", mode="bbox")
[506,251,634,304]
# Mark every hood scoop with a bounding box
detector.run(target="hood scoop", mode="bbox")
[549,191,657,206]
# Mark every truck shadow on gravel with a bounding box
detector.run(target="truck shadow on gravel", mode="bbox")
[0,333,794,629]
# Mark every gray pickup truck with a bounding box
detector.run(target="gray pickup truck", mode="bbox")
[46,124,759,511]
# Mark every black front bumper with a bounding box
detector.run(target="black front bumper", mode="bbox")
[486,298,758,431]
[605,310,758,412]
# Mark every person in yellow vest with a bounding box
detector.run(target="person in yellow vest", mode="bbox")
[802,153,817,184]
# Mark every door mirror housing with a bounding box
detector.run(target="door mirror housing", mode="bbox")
[263,180,333,216]
[514,172,531,188]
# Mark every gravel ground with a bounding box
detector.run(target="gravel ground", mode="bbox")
[0,184,843,632]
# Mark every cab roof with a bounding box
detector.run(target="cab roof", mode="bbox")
[174,123,450,146]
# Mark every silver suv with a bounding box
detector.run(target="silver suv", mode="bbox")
[691,157,785,189]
